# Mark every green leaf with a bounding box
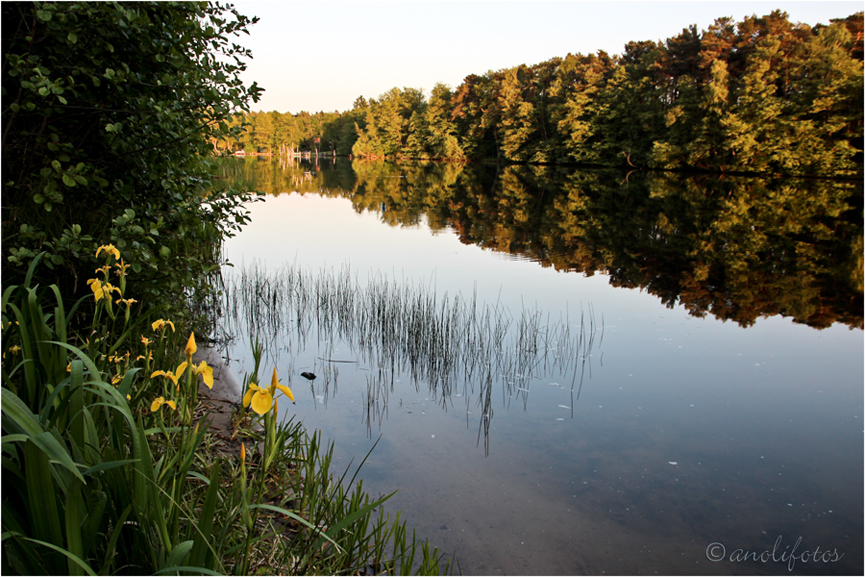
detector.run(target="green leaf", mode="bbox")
[188,462,220,569]
[166,540,194,569]
[317,491,398,550]
[29,431,86,484]
[25,439,64,563]
[249,503,343,551]
[13,535,96,576]
[1,389,43,437]
[62,174,76,187]
[64,479,86,576]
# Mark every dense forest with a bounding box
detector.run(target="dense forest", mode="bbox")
[223,10,863,178]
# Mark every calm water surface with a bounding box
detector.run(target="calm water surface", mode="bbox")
[215,158,862,575]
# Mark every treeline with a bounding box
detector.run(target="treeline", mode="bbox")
[212,106,363,156]
[229,10,863,177]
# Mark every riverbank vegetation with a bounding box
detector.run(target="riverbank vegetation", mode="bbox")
[226,10,862,178]
[2,2,451,574]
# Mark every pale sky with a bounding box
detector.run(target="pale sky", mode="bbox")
[232,1,862,114]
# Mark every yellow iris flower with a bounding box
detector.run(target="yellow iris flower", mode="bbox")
[151,319,175,333]
[151,362,188,387]
[96,244,121,260]
[86,278,120,302]
[185,332,196,357]
[192,360,214,389]
[242,368,295,416]
[151,397,176,412]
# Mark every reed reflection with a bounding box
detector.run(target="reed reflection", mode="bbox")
[215,262,602,453]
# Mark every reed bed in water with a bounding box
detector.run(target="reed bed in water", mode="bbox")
[215,262,602,432]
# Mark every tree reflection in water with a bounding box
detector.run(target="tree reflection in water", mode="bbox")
[215,157,862,330]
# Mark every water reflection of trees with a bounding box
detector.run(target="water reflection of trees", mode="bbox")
[220,157,863,329]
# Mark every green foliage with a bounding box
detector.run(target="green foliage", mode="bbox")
[2,1,263,323]
[350,87,426,159]
[2,256,453,575]
[273,430,454,575]
[405,83,466,161]
[1,270,214,575]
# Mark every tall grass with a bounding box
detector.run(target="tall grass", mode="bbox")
[2,254,453,575]
[215,262,603,445]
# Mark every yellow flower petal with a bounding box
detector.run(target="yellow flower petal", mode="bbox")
[87,278,105,302]
[242,382,262,408]
[195,361,214,389]
[250,389,273,416]
[151,319,176,333]
[185,332,196,357]
[96,244,120,260]
[151,396,176,412]
[276,383,295,403]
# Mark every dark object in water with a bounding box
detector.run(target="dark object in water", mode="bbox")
[301,371,316,381]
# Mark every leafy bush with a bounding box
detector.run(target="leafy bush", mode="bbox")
[2,1,263,323]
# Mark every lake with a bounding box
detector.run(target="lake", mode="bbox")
[213,157,862,575]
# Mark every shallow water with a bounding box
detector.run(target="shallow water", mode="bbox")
[215,158,862,575]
